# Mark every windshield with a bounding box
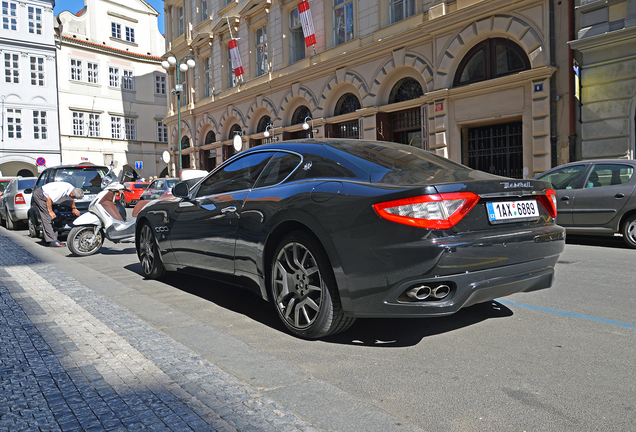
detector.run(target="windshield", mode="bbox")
[53,167,110,194]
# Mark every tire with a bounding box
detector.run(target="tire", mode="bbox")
[67,225,105,256]
[138,223,166,279]
[270,231,355,339]
[28,215,41,238]
[622,214,636,248]
[5,208,15,230]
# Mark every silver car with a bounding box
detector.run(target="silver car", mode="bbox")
[0,177,37,230]
[534,159,636,248]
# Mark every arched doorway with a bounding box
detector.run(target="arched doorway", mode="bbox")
[376,77,424,146]
[327,93,361,138]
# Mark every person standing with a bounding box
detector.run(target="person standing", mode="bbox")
[32,182,84,247]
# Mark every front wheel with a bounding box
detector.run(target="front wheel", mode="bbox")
[622,215,636,248]
[138,223,166,279]
[67,225,104,256]
[270,231,355,339]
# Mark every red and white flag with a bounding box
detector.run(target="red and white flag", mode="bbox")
[298,0,316,47]
[228,38,244,77]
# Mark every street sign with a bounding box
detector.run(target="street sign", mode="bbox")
[36,157,46,166]
[135,161,143,170]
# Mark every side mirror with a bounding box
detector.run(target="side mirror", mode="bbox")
[172,182,190,198]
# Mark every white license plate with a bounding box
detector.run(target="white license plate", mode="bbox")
[79,194,96,202]
[487,200,540,224]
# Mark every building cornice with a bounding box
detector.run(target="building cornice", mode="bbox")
[569,26,636,52]
[59,35,162,62]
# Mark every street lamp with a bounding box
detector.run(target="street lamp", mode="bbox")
[302,116,318,138]
[263,123,278,141]
[161,52,196,174]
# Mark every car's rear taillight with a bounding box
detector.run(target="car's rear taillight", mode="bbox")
[14,193,26,205]
[373,192,480,229]
[537,189,557,218]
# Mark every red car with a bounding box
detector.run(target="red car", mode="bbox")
[118,181,150,207]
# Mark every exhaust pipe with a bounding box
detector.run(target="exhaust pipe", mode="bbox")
[432,284,451,299]
[406,285,431,301]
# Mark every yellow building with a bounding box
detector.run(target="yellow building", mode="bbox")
[162,0,573,178]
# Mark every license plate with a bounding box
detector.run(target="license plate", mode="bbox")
[487,200,540,224]
[79,194,96,202]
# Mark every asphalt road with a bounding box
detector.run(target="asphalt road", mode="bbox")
[5,219,636,432]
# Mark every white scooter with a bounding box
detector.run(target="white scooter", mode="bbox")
[67,172,149,256]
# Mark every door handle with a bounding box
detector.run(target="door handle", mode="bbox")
[615,193,625,198]
[561,196,570,201]
[221,206,237,214]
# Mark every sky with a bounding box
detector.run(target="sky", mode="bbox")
[53,0,165,34]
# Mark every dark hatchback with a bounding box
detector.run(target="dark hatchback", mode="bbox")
[534,159,636,248]
[27,164,109,238]
[135,139,564,339]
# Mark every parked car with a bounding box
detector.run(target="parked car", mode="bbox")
[534,159,636,248]
[0,176,16,199]
[139,177,178,201]
[27,164,110,239]
[117,181,150,207]
[135,139,564,339]
[0,177,37,230]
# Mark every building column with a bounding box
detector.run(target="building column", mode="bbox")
[531,79,551,177]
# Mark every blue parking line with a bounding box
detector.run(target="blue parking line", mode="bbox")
[496,299,636,330]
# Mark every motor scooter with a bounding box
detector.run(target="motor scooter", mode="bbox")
[67,171,150,256]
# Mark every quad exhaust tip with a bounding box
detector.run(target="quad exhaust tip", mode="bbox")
[405,284,451,301]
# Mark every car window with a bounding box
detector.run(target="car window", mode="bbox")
[51,167,109,193]
[17,178,36,190]
[167,179,176,188]
[585,164,634,188]
[288,154,357,181]
[156,180,164,189]
[255,152,302,188]
[196,152,276,197]
[536,165,586,190]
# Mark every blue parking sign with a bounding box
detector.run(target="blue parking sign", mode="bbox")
[135,161,143,170]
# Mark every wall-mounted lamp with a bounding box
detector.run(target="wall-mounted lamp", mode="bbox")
[263,123,278,141]
[302,116,318,138]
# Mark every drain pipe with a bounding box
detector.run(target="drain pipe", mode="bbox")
[568,0,577,162]
[549,0,558,168]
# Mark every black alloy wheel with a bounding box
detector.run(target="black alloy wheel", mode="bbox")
[138,223,166,279]
[270,231,355,339]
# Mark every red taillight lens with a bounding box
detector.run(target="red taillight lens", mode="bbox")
[14,193,26,205]
[537,189,557,218]
[373,192,480,229]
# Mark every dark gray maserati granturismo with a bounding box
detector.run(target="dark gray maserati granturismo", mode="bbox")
[135,139,564,339]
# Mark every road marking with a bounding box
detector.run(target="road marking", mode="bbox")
[497,299,636,329]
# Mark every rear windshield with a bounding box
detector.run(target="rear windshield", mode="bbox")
[132,184,147,189]
[325,140,472,184]
[18,178,36,189]
[52,167,110,194]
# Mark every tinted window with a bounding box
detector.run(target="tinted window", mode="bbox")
[255,152,302,188]
[585,164,634,188]
[17,178,36,189]
[536,165,586,190]
[288,153,357,182]
[52,167,109,193]
[196,152,275,197]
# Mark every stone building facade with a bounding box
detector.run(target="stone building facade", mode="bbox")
[162,0,572,178]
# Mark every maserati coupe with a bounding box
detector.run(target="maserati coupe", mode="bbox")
[135,139,564,339]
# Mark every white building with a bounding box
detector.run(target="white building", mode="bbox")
[56,0,169,179]
[0,0,60,177]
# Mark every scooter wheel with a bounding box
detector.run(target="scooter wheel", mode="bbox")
[68,226,105,256]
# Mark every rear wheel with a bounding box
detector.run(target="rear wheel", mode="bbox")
[622,215,636,248]
[67,226,104,256]
[138,223,166,279]
[270,231,355,339]
[5,208,15,230]
[28,215,41,238]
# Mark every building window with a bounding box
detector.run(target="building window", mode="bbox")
[28,6,42,34]
[453,38,530,87]
[177,6,184,36]
[72,111,85,136]
[111,116,122,139]
[334,0,354,46]
[70,59,82,81]
[204,56,212,98]
[111,22,121,39]
[289,8,305,64]
[125,118,136,140]
[2,1,17,31]
[227,45,237,88]
[389,0,415,24]
[200,0,208,22]
[88,114,100,137]
[87,62,98,84]
[334,93,361,116]
[30,56,44,86]
[4,53,19,83]
[7,109,21,138]
[255,25,268,77]
[109,67,120,87]
[125,26,135,43]
[33,111,47,140]
[122,70,134,90]
[157,121,167,142]
[389,77,423,103]
[155,74,166,94]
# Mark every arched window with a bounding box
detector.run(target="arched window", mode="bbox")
[389,78,424,104]
[334,93,361,116]
[292,105,311,125]
[454,38,530,87]
[228,123,242,140]
[257,115,272,133]
[180,136,190,149]
[205,130,216,144]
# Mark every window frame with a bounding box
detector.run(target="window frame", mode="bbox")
[122,69,135,91]
[6,108,21,139]
[333,0,355,46]
[255,24,268,77]
[30,56,45,86]
[72,111,85,136]
[156,121,168,142]
[177,6,184,37]
[154,73,166,95]
[2,1,18,31]
[389,0,415,24]
[111,22,121,39]
[125,26,135,43]
[289,7,305,64]
[204,56,212,98]
[111,116,122,139]
[109,66,120,87]
[28,5,42,34]
[70,58,82,81]
[87,62,99,84]
[125,118,136,140]
[33,111,47,140]
[5,52,19,84]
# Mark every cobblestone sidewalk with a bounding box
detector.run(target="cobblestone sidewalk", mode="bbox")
[0,235,319,432]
